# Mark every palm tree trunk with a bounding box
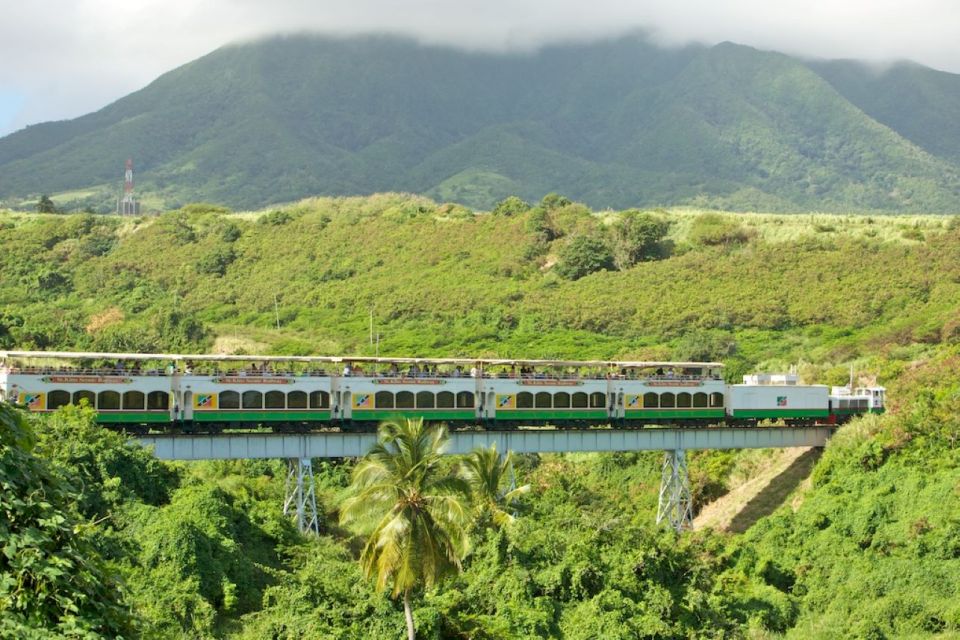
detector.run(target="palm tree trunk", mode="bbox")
[404,590,415,640]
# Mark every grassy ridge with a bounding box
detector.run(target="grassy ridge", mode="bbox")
[1,195,957,376]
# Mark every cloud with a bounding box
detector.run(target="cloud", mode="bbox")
[1,0,959,136]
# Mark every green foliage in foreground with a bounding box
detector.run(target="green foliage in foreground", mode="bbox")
[0,404,134,638]
[736,349,960,638]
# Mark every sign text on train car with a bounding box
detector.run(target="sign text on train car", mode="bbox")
[645,381,703,387]
[215,377,294,384]
[42,376,133,384]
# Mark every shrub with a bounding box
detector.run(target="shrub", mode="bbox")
[689,214,754,247]
[491,196,531,217]
[610,210,671,269]
[196,246,236,276]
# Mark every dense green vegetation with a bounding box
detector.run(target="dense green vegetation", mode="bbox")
[3,34,960,212]
[1,195,959,637]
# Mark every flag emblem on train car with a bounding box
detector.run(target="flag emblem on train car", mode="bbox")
[194,394,216,409]
[777,396,788,407]
[22,393,44,410]
[497,394,515,409]
[626,395,640,408]
[353,394,371,409]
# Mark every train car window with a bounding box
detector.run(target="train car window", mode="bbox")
[375,391,394,408]
[643,392,659,408]
[693,392,708,408]
[709,392,724,407]
[572,392,588,408]
[73,390,95,407]
[456,391,474,408]
[535,392,551,409]
[147,391,169,410]
[220,391,240,409]
[416,391,435,409]
[517,392,533,408]
[123,391,145,410]
[396,391,415,409]
[677,392,692,408]
[436,391,455,408]
[288,391,308,409]
[590,392,606,408]
[309,391,329,409]
[554,392,570,408]
[265,391,285,409]
[660,392,676,408]
[242,391,263,409]
[98,391,120,410]
[48,390,70,410]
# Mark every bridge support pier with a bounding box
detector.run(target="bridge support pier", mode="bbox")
[656,449,693,533]
[283,458,320,535]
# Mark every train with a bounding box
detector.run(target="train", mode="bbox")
[0,351,885,433]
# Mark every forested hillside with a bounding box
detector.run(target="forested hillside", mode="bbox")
[3,34,960,213]
[1,196,959,637]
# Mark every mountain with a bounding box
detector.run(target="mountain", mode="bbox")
[2,34,960,212]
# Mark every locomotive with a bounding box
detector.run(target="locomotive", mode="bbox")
[0,351,885,433]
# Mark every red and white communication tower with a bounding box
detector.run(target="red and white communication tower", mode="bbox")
[117,158,140,215]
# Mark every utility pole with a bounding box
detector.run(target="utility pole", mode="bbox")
[369,308,374,346]
[274,294,281,330]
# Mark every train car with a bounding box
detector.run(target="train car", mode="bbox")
[615,362,726,425]
[728,373,829,424]
[480,362,610,427]
[829,385,885,422]
[340,366,479,428]
[1,362,173,429]
[181,371,334,431]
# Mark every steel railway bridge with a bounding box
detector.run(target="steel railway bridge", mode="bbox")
[137,426,834,533]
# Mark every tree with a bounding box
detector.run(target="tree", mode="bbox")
[460,444,530,528]
[36,195,57,213]
[555,233,615,280]
[340,418,471,640]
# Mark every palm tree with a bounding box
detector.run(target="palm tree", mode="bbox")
[340,418,470,640]
[461,444,530,528]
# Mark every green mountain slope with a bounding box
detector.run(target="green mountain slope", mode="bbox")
[810,59,960,164]
[2,34,960,213]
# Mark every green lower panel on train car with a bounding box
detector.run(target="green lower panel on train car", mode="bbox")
[193,410,332,422]
[623,409,725,420]
[96,411,171,424]
[494,410,609,421]
[351,410,476,422]
[833,408,885,416]
[731,409,828,419]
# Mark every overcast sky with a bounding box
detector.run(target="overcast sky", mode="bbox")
[1,0,959,137]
